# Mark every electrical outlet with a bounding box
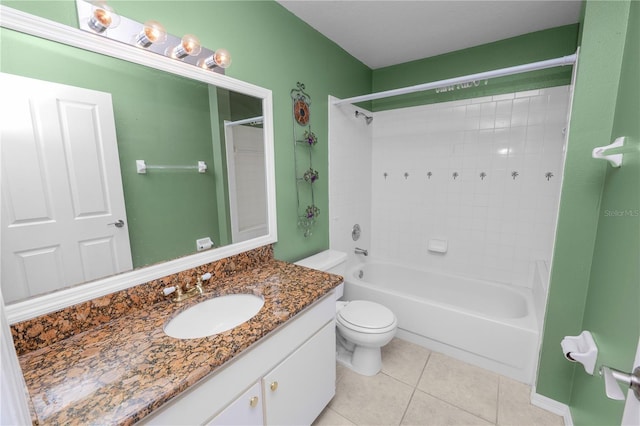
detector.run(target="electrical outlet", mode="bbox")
[196,237,214,251]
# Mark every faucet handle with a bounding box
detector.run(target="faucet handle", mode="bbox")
[163,285,184,296]
[162,286,177,296]
[196,273,211,293]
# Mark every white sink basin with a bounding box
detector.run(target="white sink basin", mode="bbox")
[164,294,264,339]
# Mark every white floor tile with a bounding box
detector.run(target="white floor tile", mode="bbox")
[323,339,563,426]
[336,362,348,384]
[382,337,431,386]
[329,367,414,425]
[417,352,499,423]
[401,389,493,426]
[497,376,564,426]
[313,407,357,426]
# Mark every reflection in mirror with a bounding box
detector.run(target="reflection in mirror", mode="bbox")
[224,115,268,243]
[0,20,270,306]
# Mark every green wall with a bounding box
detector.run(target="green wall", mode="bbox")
[0,0,373,263]
[537,2,638,425]
[574,3,639,423]
[370,24,579,111]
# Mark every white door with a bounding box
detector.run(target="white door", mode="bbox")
[224,123,267,243]
[622,336,640,425]
[0,73,132,303]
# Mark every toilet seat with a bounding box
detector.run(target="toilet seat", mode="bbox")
[337,301,397,334]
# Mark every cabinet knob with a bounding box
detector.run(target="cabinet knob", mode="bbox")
[249,396,259,408]
[270,381,278,391]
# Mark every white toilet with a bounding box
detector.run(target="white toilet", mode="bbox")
[295,250,397,376]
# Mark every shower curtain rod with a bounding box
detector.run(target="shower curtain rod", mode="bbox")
[332,52,578,106]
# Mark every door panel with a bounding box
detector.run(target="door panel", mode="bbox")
[17,246,66,296]
[2,99,54,224]
[78,237,119,281]
[57,98,111,217]
[1,73,132,303]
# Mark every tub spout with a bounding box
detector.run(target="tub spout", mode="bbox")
[354,247,368,256]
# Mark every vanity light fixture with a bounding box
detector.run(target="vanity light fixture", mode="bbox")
[136,20,167,48]
[76,0,229,74]
[171,34,202,59]
[87,3,120,33]
[199,48,232,70]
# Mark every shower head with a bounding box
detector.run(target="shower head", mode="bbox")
[355,110,373,125]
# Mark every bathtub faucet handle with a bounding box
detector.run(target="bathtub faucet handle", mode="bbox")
[354,247,368,256]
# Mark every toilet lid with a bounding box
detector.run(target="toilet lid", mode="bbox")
[337,300,396,330]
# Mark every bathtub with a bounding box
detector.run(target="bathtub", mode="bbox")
[343,260,542,384]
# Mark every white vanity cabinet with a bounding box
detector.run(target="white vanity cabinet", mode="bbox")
[206,382,263,426]
[141,291,336,425]
[263,321,335,425]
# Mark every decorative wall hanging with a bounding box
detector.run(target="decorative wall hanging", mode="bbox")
[294,98,310,126]
[303,168,319,183]
[291,82,318,237]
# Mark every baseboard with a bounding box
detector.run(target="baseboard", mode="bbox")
[531,389,573,426]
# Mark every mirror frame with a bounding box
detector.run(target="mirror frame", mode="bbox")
[0,6,277,323]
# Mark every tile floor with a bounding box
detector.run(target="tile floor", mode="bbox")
[314,338,564,426]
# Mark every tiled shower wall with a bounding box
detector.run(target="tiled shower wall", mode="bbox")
[328,97,373,258]
[370,87,571,287]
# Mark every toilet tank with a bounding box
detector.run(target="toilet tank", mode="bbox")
[294,250,348,274]
[295,250,348,299]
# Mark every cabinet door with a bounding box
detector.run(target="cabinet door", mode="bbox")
[207,382,263,426]
[263,321,335,425]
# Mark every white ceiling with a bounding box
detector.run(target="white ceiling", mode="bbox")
[276,1,582,69]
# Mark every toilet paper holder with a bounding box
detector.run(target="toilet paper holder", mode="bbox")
[561,331,598,374]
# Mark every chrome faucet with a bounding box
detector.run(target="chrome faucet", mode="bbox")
[354,247,368,256]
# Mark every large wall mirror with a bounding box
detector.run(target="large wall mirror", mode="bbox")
[0,7,277,322]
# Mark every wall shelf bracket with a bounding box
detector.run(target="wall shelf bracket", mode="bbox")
[592,137,626,168]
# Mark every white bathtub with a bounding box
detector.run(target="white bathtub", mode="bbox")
[342,260,542,384]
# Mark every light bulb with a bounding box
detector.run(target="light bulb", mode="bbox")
[213,48,232,68]
[87,4,120,33]
[136,20,167,47]
[172,34,202,59]
[200,48,232,70]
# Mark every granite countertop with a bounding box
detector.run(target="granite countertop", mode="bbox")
[17,260,341,425]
